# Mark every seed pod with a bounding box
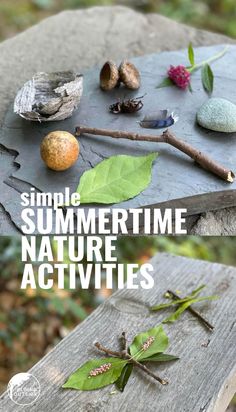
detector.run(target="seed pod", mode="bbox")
[100,61,119,91]
[119,60,140,90]
[89,363,112,377]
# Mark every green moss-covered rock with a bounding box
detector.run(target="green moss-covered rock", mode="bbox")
[197,98,236,133]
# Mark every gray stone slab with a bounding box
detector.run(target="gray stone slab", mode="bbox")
[0,253,236,411]
[0,45,236,232]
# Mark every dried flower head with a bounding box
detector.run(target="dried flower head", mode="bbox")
[168,65,191,89]
[142,336,155,351]
[89,363,112,377]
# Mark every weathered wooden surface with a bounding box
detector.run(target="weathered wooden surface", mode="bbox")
[1,253,236,412]
[1,45,236,234]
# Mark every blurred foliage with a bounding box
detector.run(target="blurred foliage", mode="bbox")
[0,0,235,41]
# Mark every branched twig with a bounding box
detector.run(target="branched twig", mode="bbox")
[94,335,168,385]
[167,289,214,331]
[75,126,234,182]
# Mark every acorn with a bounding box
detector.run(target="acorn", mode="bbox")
[119,60,140,90]
[100,61,119,91]
[40,131,79,171]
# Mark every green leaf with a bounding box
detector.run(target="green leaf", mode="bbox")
[63,358,127,391]
[156,77,174,88]
[115,363,133,392]
[129,325,168,361]
[77,153,158,204]
[142,353,179,362]
[162,295,218,324]
[201,64,214,93]
[188,43,195,66]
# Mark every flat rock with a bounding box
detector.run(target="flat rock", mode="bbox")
[197,98,236,133]
[0,6,235,235]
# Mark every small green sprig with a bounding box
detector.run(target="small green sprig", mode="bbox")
[62,326,179,392]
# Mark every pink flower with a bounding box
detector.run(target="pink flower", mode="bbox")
[168,65,191,89]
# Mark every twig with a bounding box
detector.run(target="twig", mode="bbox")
[167,289,214,331]
[95,337,168,385]
[75,126,234,183]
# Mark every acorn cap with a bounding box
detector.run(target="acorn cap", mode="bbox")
[100,61,119,91]
[119,60,140,90]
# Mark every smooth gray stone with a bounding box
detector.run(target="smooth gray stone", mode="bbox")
[1,45,236,233]
[197,98,236,133]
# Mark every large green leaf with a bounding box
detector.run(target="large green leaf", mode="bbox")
[77,153,158,204]
[201,64,214,93]
[142,353,179,362]
[115,363,133,392]
[63,357,127,391]
[129,325,168,361]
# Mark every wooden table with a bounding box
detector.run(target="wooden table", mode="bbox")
[1,253,236,411]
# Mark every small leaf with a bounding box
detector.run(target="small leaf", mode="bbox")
[63,358,127,391]
[142,353,179,362]
[115,363,133,392]
[77,153,158,204]
[201,64,214,93]
[129,325,168,361]
[188,43,195,66]
[151,297,192,311]
[156,77,174,88]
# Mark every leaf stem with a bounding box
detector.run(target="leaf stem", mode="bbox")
[167,290,215,331]
[188,46,229,73]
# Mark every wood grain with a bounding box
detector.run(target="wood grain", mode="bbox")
[1,253,236,411]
